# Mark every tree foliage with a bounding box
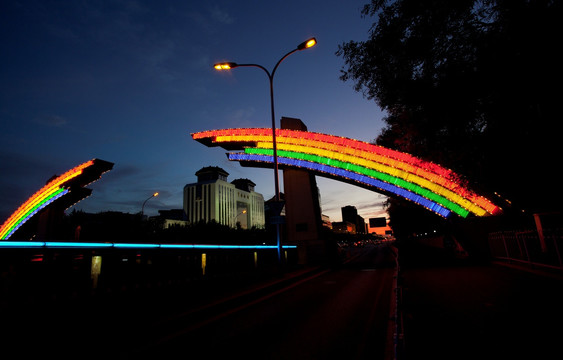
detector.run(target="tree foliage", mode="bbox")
[338,0,562,213]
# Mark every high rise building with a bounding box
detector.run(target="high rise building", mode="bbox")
[183,166,265,229]
[341,205,367,234]
[341,205,358,225]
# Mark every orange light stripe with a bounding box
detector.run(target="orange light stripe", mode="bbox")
[2,161,91,228]
[259,141,486,213]
[270,138,499,215]
[0,160,94,239]
[212,134,498,214]
[1,188,68,239]
[0,184,64,239]
[192,129,501,216]
[194,128,456,179]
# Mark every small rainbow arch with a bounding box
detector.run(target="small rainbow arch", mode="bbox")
[192,128,502,219]
[0,159,113,240]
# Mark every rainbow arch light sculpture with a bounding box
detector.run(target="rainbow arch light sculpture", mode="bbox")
[192,128,502,219]
[0,159,113,240]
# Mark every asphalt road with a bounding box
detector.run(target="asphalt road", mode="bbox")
[126,244,397,360]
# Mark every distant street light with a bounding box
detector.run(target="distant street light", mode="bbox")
[141,192,159,217]
[234,209,247,228]
[214,37,317,263]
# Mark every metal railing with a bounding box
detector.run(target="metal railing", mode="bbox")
[488,230,563,270]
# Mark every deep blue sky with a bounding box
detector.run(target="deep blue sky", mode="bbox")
[0,0,388,225]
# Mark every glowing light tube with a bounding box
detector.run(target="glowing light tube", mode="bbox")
[210,130,498,215]
[257,140,497,214]
[245,147,475,217]
[228,152,453,218]
[1,188,69,240]
[43,242,114,248]
[194,128,455,177]
[0,160,95,240]
[0,241,297,250]
[192,128,502,217]
[251,144,488,216]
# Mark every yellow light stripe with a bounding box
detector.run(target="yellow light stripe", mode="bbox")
[0,160,94,239]
[194,129,501,216]
[2,166,84,230]
[254,143,488,216]
[215,134,496,215]
[2,188,67,238]
[0,184,63,239]
[273,136,497,213]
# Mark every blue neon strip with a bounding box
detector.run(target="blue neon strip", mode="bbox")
[113,243,161,249]
[159,244,199,249]
[228,153,452,218]
[0,241,297,250]
[45,242,114,248]
[0,241,46,247]
[160,244,277,249]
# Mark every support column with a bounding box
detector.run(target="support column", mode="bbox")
[281,117,324,264]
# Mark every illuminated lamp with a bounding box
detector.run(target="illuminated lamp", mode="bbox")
[214,62,237,70]
[297,37,317,50]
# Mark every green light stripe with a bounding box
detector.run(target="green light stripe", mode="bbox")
[5,187,68,237]
[246,148,470,217]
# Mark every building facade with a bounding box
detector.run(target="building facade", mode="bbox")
[341,205,367,234]
[183,166,265,229]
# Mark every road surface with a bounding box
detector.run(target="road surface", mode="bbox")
[128,244,396,359]
[1,244,396,359]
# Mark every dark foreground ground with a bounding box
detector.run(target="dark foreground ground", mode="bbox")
[399,244,563,360]
[1,245,396,360]
[3,242,562,360]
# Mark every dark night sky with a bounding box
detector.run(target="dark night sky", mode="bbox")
[0,0,389,225]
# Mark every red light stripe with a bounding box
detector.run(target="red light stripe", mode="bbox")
[191,129,501,216]
[0,160,95,239]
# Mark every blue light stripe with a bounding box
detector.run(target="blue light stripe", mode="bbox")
[0,241,297,250]
[0,241,46,247]
[44,241,114,248]
[113,243,161,249]
[228,152,451,218]
[3,189,69,240]
[159,244,197,249]
[161,244,281,250]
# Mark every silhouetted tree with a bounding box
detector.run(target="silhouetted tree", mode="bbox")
[338,0,562,215]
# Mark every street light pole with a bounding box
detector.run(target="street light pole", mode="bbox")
[234,209,247,229]
[214,37,317,263]
[141,192,159,218]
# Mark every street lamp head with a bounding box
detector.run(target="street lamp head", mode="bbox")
[297,37,317,51]
[214,62,238,70]
[153,192,159,197]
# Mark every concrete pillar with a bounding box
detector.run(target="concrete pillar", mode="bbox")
[281,117,325,264]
